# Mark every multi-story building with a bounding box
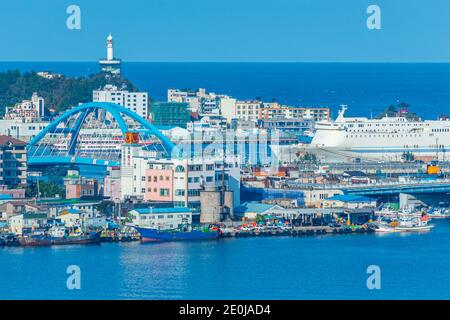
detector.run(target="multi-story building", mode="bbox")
[259,102,330,121]
[120,144,240,209]
[4,92,45,121]
[234,100,263,122]
[63,170,100,200]
[93,84,149,118]
[149,101,191,128]
[257,117,313,134]
[0,120,50,142]
[168,88,227,114]
[0,136,27,188]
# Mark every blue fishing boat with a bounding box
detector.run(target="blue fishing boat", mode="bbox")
[135,226,220,242]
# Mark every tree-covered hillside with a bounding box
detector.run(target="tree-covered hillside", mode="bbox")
[0,70,138,116]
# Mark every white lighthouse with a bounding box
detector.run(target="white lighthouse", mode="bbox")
[99,33,121,75]
[107,33,114,61]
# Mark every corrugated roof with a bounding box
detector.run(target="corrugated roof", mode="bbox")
[132,207,192,215]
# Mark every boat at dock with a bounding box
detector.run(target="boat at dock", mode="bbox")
[18,227,102,247]
[373,214,433,233]
[427,208,450,219]
[135,225,220,242]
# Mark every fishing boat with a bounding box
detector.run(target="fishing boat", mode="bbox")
[18,226,102,247]
[135,225,220,242]
[374,213,433,233]
[427,207,450,219]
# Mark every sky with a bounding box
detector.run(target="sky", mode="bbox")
[1,0,450,62]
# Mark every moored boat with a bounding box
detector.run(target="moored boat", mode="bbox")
[18,229,102,247]
[373,213,433,233]
[135,225,220,242]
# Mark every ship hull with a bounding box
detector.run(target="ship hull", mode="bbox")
[135,227,219,242]
[18,231,102,247]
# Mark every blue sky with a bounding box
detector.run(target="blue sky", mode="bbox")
[1,0,450,62]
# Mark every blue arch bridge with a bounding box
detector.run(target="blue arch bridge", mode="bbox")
[27,102,177,167]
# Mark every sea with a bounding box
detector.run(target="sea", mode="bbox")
[1,62,450,119]
[1,62,450,299]
[2,221,450,300]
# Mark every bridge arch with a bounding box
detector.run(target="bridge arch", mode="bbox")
[27,102,176,167]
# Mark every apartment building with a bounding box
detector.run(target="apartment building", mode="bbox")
[93,84,149,118]
[0,136,27,188]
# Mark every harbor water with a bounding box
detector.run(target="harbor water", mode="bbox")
[2,219,450,300]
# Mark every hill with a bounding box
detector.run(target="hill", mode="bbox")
[0,70,138,116]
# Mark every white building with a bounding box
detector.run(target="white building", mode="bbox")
[220,99,262,123]
[9,213,48,235]
[129,207,192,230]
[93,84,149,118]
[4,92,45,121]
[0,119,49,142]
[168,88,229,114]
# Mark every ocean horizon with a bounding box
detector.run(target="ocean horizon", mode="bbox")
[1,62,450,119]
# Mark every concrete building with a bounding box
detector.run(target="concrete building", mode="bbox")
[129,207,192,230]
[104,166,121,203]
[168,88,227,114]
[63,169,100,200]
[0,201,42,221]
[260,103,330,121]
[234,100,263,122]
[0,119,50,142]
[4,92,45,121]
[58,209,82,227]
[93,84,149,118]
[120,144,241,209]
[0,136,27,188]
[9,213,48,235]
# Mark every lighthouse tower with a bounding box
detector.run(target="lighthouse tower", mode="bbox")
[99,33,121,75]
[107,33,114,61]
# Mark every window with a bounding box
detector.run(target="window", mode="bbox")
[175,189,185,196]
[160,188,170,196]
[188,189,200,197]
[175,165,185,173]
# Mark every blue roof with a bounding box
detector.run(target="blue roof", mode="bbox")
[326,195,373,203]
[133,207,192,215]
[234,202,280,216]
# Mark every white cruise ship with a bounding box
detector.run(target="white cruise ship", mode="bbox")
[307,106,450,162]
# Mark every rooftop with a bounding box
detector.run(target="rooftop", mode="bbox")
[132,207,192,215]
[0,135,26,146]
[234,202,283,215]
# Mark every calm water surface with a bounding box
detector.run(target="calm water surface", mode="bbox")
[1,220,450,300]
